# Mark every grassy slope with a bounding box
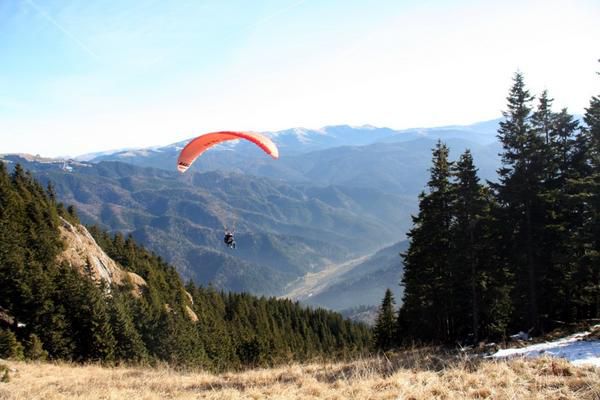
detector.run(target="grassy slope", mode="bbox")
[2,354,599,399]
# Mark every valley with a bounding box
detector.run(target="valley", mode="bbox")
[0,121,501,311]
[282,253,373,302]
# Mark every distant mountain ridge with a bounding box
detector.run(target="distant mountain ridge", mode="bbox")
[82,119,502,174]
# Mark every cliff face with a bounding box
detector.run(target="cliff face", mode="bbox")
[56,217,147,297]
[55,218,199,322]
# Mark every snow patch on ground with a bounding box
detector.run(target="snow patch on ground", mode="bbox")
[491,326,600,367]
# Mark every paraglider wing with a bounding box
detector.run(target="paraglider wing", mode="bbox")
[177,131,279,173]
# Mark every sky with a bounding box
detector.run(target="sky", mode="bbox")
[1,0,599,157]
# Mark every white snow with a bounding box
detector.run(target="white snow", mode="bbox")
[75,147,139,161]
[350,124,377,130]
[118,150,147,157]
[491,326,600,367]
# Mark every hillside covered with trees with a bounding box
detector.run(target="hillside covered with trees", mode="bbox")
[0,163,371,369]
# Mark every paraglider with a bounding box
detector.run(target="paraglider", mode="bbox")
[177,131,279,173]
[177,131,279,249]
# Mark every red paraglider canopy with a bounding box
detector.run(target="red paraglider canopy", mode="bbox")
[177,131,279,173]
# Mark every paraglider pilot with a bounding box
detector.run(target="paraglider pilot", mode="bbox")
[224,230,236,249]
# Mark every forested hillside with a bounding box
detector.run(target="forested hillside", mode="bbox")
[0,163,371,369]
[373,69,600,350]
[1,158,413,296]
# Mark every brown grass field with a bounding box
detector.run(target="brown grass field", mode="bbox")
[1,353,599,400]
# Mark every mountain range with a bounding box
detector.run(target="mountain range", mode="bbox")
[83,121,501,193]
[1,119,503,311]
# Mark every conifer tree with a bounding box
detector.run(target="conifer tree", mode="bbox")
[540,106,581,324]
[373,289,396,350]
[450,151,486,340]
[24,333,48,361]
[400,141,454,342]
[574,63,600,318]
[493,72,547,332]
[0,329,24,360]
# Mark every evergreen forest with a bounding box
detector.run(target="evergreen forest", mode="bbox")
[0,163,370,369]
[373,69,599,349]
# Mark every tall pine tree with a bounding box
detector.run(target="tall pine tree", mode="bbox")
[450,150,511,341]
[575,63,600,318]
[492,72,547,332]
[399,141,454,342]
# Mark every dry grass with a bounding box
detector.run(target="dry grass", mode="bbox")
[1,354,599,400]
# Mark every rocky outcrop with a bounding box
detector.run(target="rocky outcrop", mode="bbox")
[184,291,198,323]
[56,218,146,297]
[56,218,199,322]
[185,305,199,323]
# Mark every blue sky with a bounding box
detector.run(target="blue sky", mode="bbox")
[1,0,599,157]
